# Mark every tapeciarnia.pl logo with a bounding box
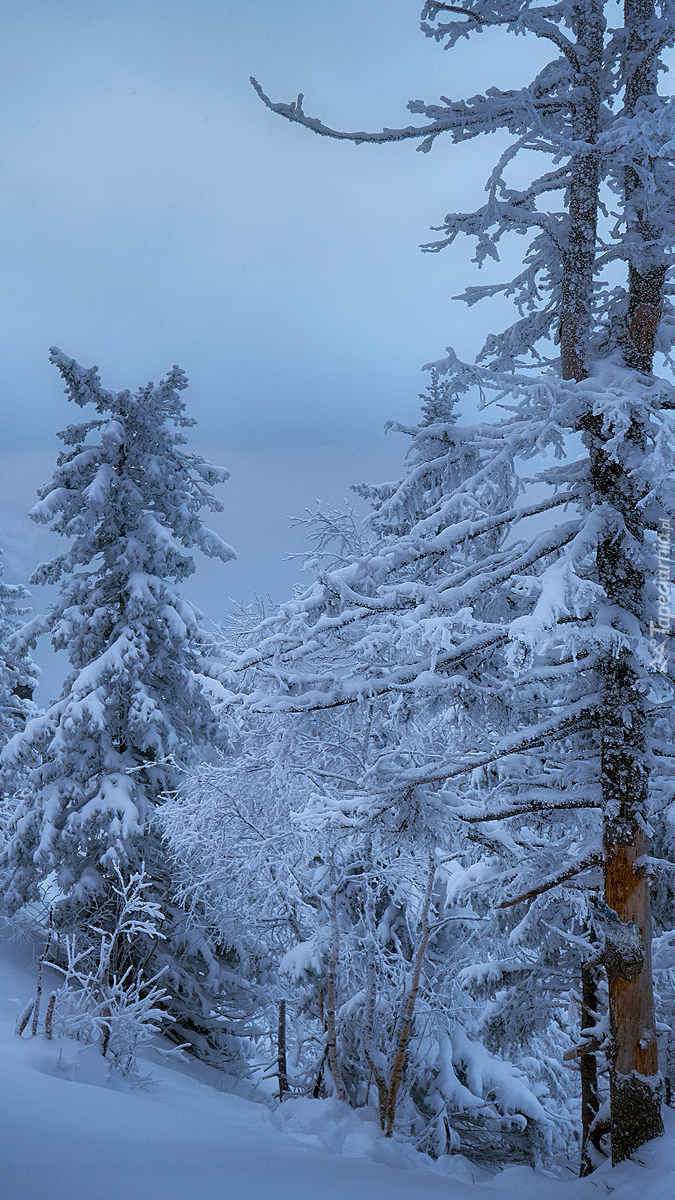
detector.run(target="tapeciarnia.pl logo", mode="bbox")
[649,517,672,673]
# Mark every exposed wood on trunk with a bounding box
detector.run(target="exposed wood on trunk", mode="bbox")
[589,414,663,1158]
[588,0,666,1162]
[581,389,663,1158]
[604,825,662,1159]
[558,0,664,1161]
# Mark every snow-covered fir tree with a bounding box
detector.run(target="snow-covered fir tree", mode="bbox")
[0,349,242,1058]
[246,0,675,1166]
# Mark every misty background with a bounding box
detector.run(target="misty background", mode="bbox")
[0,0,546,698]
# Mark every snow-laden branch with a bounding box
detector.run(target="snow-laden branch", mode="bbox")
[456,797,601,823]
[423,1,581,69]
[250,77,566,154]
[250,78,451,146]
[246,627,511,714]
[497,854,602,908]
[371,697,598,791]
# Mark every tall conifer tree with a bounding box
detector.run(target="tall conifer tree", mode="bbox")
[1,350,237,1057]
[250,0,675,1160]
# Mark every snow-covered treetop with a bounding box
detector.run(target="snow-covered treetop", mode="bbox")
[252,1,675,375]
[31,349,234,590]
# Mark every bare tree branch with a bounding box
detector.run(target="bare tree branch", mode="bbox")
[425,2,487,22]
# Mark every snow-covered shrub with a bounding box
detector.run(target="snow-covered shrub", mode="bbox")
[51,865,171,1076]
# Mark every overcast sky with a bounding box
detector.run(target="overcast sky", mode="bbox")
[0,0,546,697]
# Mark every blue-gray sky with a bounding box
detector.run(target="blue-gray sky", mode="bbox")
[0,0,544,696]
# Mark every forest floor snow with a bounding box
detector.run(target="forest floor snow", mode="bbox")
[1,926,674,1200]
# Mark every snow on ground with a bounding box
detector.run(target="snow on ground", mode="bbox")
[1,927,674,1200]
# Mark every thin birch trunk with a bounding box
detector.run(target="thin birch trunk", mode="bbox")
[362,869,388,1127]
[579,960,601,1176]
[277,998,289,1101]
[312,987,326,1097]
[44,992,56,1040]
[31,909,54,1037]
[325,888,348,1102]
[384,860,434,1138]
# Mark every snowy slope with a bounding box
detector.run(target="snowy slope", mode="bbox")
[1,928,674,1200]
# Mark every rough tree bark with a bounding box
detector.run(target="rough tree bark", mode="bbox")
[561,0,664,1162]
[559,0,603,384]
[623,0,666,375]
[598,0,665,1163]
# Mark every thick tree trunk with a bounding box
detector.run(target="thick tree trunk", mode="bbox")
[623,0,666,372]
[604,831,662,1161]
[562,0,665,1161]
[590,425,663,1159]
[559,1,603,383]
[593,0,666,1164]
[591,433,662,1161]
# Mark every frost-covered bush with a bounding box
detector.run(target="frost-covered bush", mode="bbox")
[50,866,171,1077]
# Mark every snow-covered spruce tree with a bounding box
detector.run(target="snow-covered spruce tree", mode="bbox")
[0,349,240,1059]
[251,0,675,1163]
